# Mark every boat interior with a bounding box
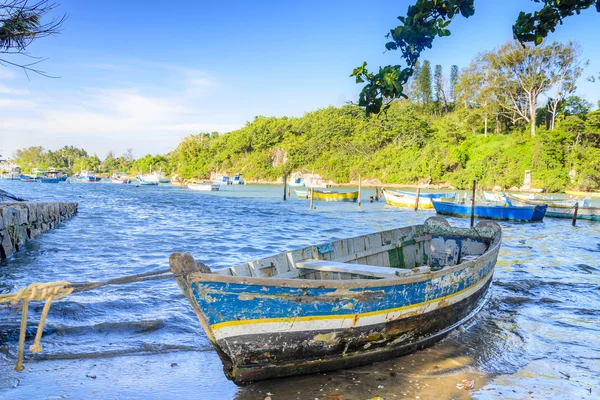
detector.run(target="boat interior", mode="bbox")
[217,223,494,281]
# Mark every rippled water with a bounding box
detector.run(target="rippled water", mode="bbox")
[0,182,598,400]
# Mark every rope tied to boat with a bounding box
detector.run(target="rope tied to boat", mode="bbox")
[0,281,73,371]
[0,268,182,372]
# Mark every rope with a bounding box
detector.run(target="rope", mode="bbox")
[0,269,179,371]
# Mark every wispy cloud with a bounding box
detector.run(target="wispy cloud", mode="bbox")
[0,85,29,95]
[0,68,15,79]
[0,98,36,108]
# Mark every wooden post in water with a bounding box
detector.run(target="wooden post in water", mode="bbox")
[309,188,314,210]
[374,187,379,201]
[572,203,579,226]
[288,187,291,198]
[414,187,421,211]
[358,175,362,207]
[283,173,287,201]
[470,180,477,227]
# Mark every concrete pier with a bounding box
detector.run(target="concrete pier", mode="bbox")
[0,202,78,259]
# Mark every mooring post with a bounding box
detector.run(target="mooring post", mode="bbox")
[309,188,314,210]
[288,187,291,197]
[572,202,579,226]
[283,173,287,201]
[414,187,421,211]
[470,180,477,227]
[358,175,362,207]
[374,187,379,201]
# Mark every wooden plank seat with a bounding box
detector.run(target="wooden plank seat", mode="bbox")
[295,260,430,279]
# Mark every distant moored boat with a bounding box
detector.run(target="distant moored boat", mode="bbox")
[383,189,455,210]
[431,198,547,222]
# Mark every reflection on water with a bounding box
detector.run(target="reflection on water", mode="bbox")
[0,182,598,399]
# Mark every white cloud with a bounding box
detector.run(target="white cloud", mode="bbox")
[0,85,243,156]
[0,68,15,79]
[0,98,36,108]
[0,85,29,95]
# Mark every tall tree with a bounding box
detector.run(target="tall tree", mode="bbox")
[0,0,65,76]
[418,60,432,104]
[485,41,581,137]
[434,64,448,112]
[546,43,586,130]
[456,58,498,136]
[449,64,459,102]
[352,0,599,115]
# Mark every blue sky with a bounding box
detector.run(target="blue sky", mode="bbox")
[0,0,598,159]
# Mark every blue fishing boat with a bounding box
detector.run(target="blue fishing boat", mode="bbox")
[171,217,502,384]
[431,199,547,222]
[76,171,101,183]
[41,171,60,183]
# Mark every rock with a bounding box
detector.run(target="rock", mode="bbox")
[0,202,77,260]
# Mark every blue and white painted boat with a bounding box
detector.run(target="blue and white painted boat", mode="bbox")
[170,217,502,384]
[231,174,245,185]
[506,194,600,221]
[19,174,40,182]
[431,199,547,222]
[76,171,101,183]
[136,174,160,186]
[288,177,305,187]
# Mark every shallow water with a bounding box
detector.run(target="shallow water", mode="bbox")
[0,182,598,400]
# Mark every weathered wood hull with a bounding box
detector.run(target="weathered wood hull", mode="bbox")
[171,217,502,384]
[432,200,547,222]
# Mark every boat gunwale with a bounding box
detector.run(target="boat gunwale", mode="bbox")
[185,220,502,290]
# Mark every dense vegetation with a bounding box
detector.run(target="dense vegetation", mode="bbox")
[9,40,600,191]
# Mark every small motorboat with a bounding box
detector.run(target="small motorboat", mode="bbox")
[110,173,132,184]
[170,217,502,384]
[76,171,102,183]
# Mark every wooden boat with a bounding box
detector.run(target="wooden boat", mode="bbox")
[506,194,599,221]
[295,189,359,202]
[383,189,455,210]
[294,189,308,198]
[187,183,220,191]
[431,199,547,222]
[136,175,160,186]
[170,217,502,384]
[76,171,102,183]
[313,190,358,202]
[20,174,40,182]
[40,171,60,183]
[110,173,132,184]
[565,190,600,198]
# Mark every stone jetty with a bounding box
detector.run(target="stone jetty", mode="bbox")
[0,202,78,259]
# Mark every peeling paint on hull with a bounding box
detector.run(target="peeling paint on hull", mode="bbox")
[171,217,502,385]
